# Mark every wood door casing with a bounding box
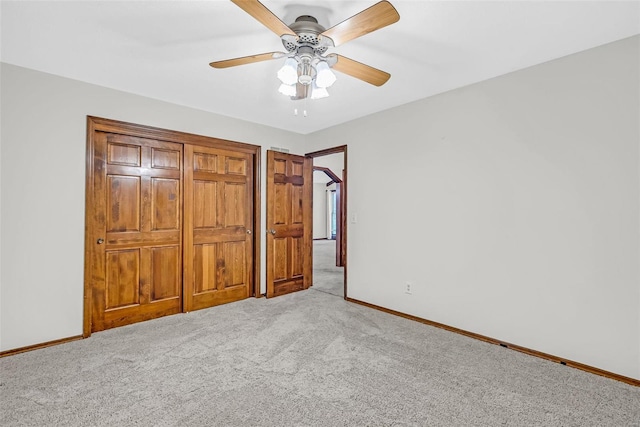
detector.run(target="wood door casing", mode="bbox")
[183,145,254,311]
[305,145,348,298]
[266,150,312,298]
[91,132,183,332]
[335,182,343,267]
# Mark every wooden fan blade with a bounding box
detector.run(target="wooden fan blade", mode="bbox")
[231,0,297,38]
[209,52,285,69]
[319,1,399,47]
[329,54,391,86]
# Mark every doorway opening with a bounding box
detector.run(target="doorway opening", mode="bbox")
[306,146,347,299]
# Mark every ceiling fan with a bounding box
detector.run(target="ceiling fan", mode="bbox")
[210,0,400,100]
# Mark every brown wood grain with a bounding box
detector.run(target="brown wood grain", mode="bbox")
[320,1,399,47]
[90,134,184,332]
[266,151,312,297]
[335,183,343,267]
[210,52,283,69]
[313,166,342,184]
[0,336,84,358]
[331,54,391,87]
[85,117,261,336]
[230,0,296,37]
[183,144,254,312]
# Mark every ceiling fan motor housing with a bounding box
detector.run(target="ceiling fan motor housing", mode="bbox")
[281,15,333,56]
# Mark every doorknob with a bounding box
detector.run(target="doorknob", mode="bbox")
[97,238,104,244]
[269,229,276,235]
[246,229,252,235]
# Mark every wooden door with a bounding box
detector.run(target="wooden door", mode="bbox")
[90,133,183,332]
[266,150,312,297]
[183,145,254,311]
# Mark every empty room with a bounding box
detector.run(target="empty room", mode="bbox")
[1,1,639,425]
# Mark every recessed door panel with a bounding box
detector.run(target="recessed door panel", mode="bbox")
[194,153,218,173]
[273,238,288,281]
[108,143,141,167]
[193,244,219,294]
[291,184,304,224]
[291,237,304,277]
[150,246,181,301]
[224,183,246,227]
[226,157,247,175]
[107,176,140,232]
[152,178,180,231]
[274,158,286,175]
[152,148,180,170]
[105,249,140,309]
[223,241,246,288]
[274,183,288,225]
[291,161,304,177]
[194,181,218,229]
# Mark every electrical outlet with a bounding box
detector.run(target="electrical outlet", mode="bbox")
[405,282,412,295]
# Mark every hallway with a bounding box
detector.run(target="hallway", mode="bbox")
[311,239,344,298]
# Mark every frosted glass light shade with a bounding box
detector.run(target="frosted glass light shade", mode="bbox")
[310,82,329,99]
[277,58,298,85]
[315,61,336,88]
[278,83,297,97]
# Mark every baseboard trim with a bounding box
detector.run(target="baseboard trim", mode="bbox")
[0,335,84,358]
[346,297,640,387]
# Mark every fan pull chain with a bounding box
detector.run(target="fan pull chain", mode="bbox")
[293,106,308,118]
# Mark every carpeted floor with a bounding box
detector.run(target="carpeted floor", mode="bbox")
[1,290,639,426]
[311,239,344,298]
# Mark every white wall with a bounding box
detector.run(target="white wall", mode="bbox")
[313,182,328,239]
[3,35,639,380]
[0,63,304,351]
[305,36,640,380]
[313,153,344,180]
[312,153,344,239]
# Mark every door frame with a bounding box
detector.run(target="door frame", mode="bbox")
[305,145,347,299]
[83,116,262,338]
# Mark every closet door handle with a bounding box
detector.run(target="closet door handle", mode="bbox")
[246,229,252,235]
[97,238,104,244]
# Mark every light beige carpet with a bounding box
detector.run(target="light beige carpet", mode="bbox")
[1,290,639,426]
[311,239,344,298]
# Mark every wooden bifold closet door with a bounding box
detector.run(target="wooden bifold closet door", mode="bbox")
[85,117,258,334]
[183,144,254,311]
[89,132,183,332]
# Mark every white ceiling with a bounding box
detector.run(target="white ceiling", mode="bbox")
[2,1,639,135]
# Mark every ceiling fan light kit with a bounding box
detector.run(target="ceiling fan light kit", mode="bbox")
[210,0,400,101]
[310,83,329,100]
[277,57,299,85]
[278,83,297,97]
[315,61,337,88]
